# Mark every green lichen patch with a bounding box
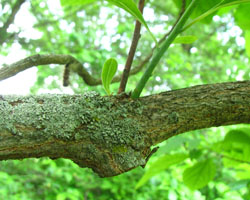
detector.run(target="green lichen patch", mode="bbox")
[0,92,145,149]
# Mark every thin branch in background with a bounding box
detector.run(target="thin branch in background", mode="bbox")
[118,0,145,94]
[0,53,147,87]
[0,0,26,44]
[0,54,81,81]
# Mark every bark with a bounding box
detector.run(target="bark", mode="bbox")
[0,80,250,177]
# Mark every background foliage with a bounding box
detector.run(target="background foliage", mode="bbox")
[0,0,250,199]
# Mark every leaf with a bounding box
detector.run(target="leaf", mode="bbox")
[212,127,250,173]
[158,135,188,153]
[214,129,250,163]
[183,159,216,190]
[224,129,250,144]
[106,0,157,45]
[101,58,118,95]
[236,164,250,179]
[136,153,188,189]
[189,149,203,160]
[183,0,250,31]
[173,0,222,24]
[60,0,97,6]
[245,31,250,57]
[173,36,198,44]
[234,4,250,30]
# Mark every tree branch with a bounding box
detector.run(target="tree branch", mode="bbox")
[0,54,145,86]
[118,0,145,93]
[139,80,250,144]
[0,80,249,177]
[0,0,26,44]
[0,54,97,84]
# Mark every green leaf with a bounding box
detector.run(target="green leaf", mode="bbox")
[224,129,250,144]
[174,0,222,24]
[101,58,118,95]
[60,0,97,6]
[158,135,188,153]
[173,36,198,44]
[189,149,203,160]
[234,4,250,30]
[245,31,250,57]
[106,0,157,45]
[183,159,216,190]
[236,165,250,179]
[136,153,188,189]
[213,129,250,164]
[183,0,250,31]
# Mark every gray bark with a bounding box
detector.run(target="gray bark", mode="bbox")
[0,80,250,177]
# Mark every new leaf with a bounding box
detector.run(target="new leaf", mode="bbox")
[101,58,118,95]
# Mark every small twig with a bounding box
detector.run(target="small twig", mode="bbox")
[141,146,159,168]
[1,0,26,31]
[63,63,70,86]
[118,0,145,94]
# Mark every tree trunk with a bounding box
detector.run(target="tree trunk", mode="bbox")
[0,80,250,177]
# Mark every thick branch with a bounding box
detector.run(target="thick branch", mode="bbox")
[0,81,249,177]
[138,80,250,144]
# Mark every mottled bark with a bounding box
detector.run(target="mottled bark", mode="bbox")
[0,80,249,177]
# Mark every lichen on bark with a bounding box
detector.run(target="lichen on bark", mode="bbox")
[0,81,249,177]
[0,92,150,177]
[0,92,144,145]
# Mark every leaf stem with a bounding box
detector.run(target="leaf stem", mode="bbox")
[131,0,198,99]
